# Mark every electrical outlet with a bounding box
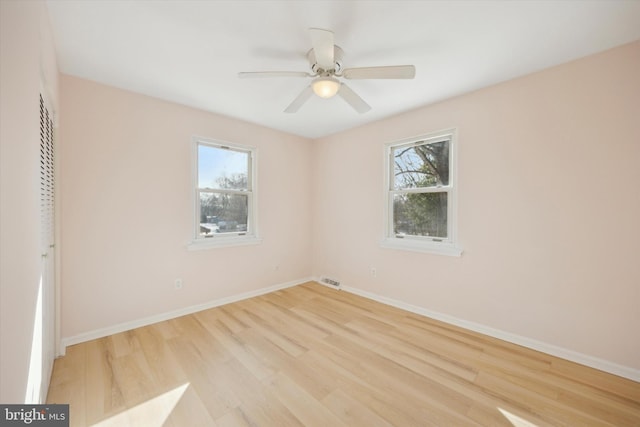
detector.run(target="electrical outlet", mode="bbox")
[174,278,183,290]
[370,267,377,277]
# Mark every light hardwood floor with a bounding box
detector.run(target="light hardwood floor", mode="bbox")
[47,282,640,426]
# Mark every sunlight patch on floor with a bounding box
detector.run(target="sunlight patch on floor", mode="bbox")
[499,407,539,427]
[91,383,189,426]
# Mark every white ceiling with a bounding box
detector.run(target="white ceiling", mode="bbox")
[46,0,640,139]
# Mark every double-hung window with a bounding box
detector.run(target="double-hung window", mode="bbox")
[189,137,259,249]
[383,129,461,256]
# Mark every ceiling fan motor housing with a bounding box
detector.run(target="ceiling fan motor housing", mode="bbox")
[308,45,344,75]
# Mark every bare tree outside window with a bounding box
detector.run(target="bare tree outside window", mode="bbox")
[196,143,253,238]
[391,139,450,239]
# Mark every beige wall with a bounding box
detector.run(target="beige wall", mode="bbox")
[59,76,313,339]
[0,1,59,402]
[312,41,640,370]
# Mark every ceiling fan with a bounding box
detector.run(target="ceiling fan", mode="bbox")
[238,28,416,114]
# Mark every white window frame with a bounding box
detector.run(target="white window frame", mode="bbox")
[187,136,261,250]
[381,129,462,256]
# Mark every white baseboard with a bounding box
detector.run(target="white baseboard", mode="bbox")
[322,281,639,383]
[59,277,312,355]
[60,277,639,382]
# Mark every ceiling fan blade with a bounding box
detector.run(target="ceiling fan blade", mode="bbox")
[343,65,416,79]
[238,71,311,78]
[337,83,371,114]
[284,85,314,113]
[309,28,334,70]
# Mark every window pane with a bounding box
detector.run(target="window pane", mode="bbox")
[393,192,448,238]
[198,145,249,190]
[199,192,248,236]
[393,140,449,189]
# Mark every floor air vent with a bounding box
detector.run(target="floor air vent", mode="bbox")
[320,277,341,288]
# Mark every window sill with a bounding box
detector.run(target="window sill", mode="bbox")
[381,237,463,257]
[187,235,262,251]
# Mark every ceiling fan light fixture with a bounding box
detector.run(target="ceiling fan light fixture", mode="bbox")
[312,76,340,98]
